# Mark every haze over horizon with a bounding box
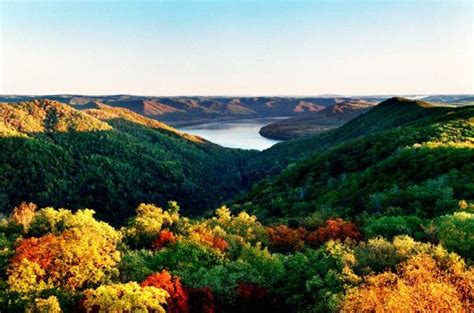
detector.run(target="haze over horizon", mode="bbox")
[1,1,473,96]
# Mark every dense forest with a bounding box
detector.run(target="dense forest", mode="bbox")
[0,100,255,224]
[0,201,472,312]
[0,97,472,312]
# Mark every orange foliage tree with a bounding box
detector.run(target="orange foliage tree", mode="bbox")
[266,225,307,253]
[11,202,37,232]
[152,230,177,250]
[141,270,189,313]
[187,223,229,252]
[342,253,474,312]
[306,218,361,248]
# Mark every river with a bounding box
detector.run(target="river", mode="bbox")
[179,117,288,150]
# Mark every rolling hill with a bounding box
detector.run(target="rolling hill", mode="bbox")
[0,99,255,224]
[259,99,374,140]
[0,95,376,126]
[234,98,474,220]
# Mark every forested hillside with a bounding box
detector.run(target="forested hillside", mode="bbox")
[0,100,255,224]
[242,97,471,180]
[234,98,474,221]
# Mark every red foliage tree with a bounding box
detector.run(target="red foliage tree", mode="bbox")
[187,287,215,313]
[141,270,189,313]
[266,225,307,253]
[236,282,281,313]
[152,230,177,250]
[306,218,361,248]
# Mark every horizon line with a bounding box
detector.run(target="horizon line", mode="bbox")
[1,93,473,98]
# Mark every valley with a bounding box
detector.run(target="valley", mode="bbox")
[0,95,472,312]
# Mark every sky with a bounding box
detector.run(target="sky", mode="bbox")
[0,0,472,96]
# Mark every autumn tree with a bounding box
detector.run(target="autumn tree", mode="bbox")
[236,282,280,313]
[11,202,37,233]
[8,226,120,292]
[141,270,189,313]
[31,296,62,313]
[28,208,120,242]
[306,218,361,248]
[342,253,474,312]
[187,287,215,313]
[82,282,168,313]
[185,223,229,253]
[210,206,268,245]
[266,225,306,254]
[123,203,180,248]
[153,230,177,250]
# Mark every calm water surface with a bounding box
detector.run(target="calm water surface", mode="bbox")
[179,117,287,150]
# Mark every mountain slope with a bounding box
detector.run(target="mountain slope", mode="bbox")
[243,97,460,180]
[0,100,255,224]
[234,101,474,219]
[259,99,374,140]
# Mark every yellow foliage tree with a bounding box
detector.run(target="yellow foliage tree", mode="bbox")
[82,282,169,313]
[342,253,474,312]
[123,203,180,247]
[30,296,62,313]
[210,206,267,245]
[29,208,121,243]
[7,259,53,293]
[8,226,121,292]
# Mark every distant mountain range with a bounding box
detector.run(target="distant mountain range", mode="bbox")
[1,94,471,128]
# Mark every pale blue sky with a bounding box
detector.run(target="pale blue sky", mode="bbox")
[1,1,472,95]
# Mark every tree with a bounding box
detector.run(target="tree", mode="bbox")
[28,208,121,243]
[11,202,37,233]
[82,282,168,313]
[435,211,474,260]
[342,253,474,312]
[210,207,268,245]
[153,241,224,276]
[152,230,177,251]
[266,225,306,254]
[306,219,361,248]
[187,287,215,313]
[277,241,359,312]
[186,223,229,253]
[236,282,280,313]
[123,203,179,248]
[30,296,62,313]
[9,226,120,292]
[363,215,425,240]
[141,270,189,313]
